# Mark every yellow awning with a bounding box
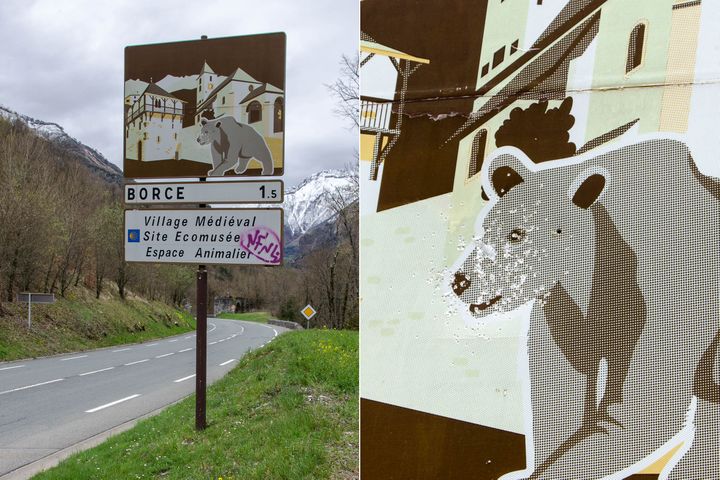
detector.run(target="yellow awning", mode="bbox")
[360,40,430,65]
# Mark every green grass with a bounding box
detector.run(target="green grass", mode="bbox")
[34,329,359,480]
[0,286,195,362]
[216,311,270,323]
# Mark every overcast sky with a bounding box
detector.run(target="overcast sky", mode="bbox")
[0,0,358,187]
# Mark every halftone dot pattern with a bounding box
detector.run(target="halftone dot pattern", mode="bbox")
[453,139,719,478]
[468,129,488,179]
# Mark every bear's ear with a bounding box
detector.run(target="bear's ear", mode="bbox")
[488,153,529,198]
[569,167,609,209]
[200,118,207,126]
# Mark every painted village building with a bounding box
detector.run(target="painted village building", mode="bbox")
[195,63,284,140]
[449,0,704,238]
[125,61,284,164]
[125,83,185,162]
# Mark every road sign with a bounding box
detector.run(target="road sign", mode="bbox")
[16,293,55,304]
[124,208,283,265]
[17,293,55,329]
[124,180,283,205]
[301,304,317,320]
[124,33,286,179]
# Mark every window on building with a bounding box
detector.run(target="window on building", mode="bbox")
[468,129,487,178]
[222,96,226,105]
[143,132,148,140]
[626,22,646,73]
[274,97,284,133]
[157,136,161,143]
[174,132,178,140]
[492,47,505,68]
[481,63,490,77]
[511,39,519,55]
[247,101,262,123]
[537,0,543,4]
[210,75,212,81]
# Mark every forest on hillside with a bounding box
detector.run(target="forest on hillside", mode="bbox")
[0,118,358,330]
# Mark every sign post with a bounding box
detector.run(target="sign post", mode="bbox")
[124,32,286,432]
[195,265,208,430]
[16,293,55,329]
[301,304,317,329]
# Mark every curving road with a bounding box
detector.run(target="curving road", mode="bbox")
[0,318,284,478]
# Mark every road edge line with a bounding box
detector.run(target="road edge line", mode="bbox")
[0,394,190,480]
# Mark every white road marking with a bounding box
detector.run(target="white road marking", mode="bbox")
[168,339,179,343]
[0,378,63,396]
[179,348,193,353]
[124,359,149,366]
[184,335,194,340]
[209,341,218,345]
[0,365,25,371]
[112,348,131,353]
[60,355,88,362]
[174,374,195,383]
[85,394,141,413]
[272,328,278,337]
[79,367,114,376]
[208,322,217,333]
[156,353,174,359]
[219,359,236,366]
[145,343,159,347]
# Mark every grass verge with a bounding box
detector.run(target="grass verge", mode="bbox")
[33,329,358,480]
[216,311,270,323]
[0,286,195,362]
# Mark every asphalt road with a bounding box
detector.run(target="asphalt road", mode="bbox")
[0,318,283,477]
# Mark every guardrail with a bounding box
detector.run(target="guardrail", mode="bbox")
[268,319,304,330]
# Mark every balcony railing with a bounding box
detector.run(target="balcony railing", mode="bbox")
[127,103,183,124]
[361,100,394,132]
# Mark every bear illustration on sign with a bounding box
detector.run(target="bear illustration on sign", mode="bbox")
[450,137,719,479]
[196,116,274,177]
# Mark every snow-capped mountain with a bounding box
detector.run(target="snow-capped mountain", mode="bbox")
[283,169,357,239]
[0,105,122,184]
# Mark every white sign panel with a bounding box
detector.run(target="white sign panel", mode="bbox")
[124,180,283,205]
[125,209,283,265]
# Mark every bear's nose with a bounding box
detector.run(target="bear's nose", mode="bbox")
[452,272,471,296]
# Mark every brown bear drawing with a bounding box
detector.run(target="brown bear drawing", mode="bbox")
[451,136,719,479]
[196,116,274,176]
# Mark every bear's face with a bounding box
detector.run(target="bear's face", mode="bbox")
[451,151,608,318]
[197,118,220,145]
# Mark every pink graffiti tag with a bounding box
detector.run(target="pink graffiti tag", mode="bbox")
[239,227,282,264]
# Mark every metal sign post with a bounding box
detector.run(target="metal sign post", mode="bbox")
[196,172,208,431]
[301,304,317,329]
[17,293,55,329]
[195,264,208,430]
[123,32,286,433]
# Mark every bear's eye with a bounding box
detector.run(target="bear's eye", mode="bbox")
[508,228,526,244]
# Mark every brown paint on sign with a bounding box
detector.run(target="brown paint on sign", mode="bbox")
[362,0,488,211]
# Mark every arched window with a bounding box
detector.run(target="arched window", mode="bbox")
[274,97,284,133]
[626,22,646,74]
[247,101,262,124]
[468,129,487,178]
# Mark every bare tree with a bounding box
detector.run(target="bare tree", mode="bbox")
[326,53,360,129]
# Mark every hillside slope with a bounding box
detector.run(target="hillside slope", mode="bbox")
[0,105,122,184]
[0,286,195,361]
